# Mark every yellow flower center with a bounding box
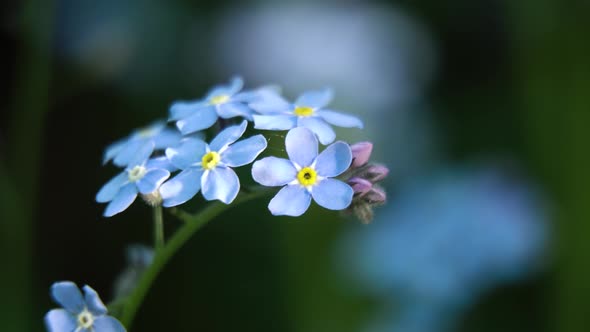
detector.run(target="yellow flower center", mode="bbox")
[209,94,230,105]
[77,309,94,329]
[128,165,147,182]
[297,167,318,187]
[201,151,220,170]
[293,106,314,117]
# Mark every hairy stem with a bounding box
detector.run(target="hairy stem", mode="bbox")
[153,205,164,250]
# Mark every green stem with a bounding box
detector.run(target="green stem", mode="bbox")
[153,205,164,250]
[119,188,271,330]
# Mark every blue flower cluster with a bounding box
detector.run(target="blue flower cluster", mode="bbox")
[96,76,367,217]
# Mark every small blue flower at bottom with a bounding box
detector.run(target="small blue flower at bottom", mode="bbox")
[45,281,126,332]
[96,143,171,217]
[252,127,354,216]
[159,120,267,206]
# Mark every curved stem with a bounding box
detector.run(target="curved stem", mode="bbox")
[153,205,164,250]
[119,188,271,330]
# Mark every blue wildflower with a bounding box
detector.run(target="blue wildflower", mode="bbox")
[169,76,261,135]
[96,143,171,217]
[103,121,182,167]
[160,120,267,206]
[252,88,363,145]
[44,281,126,332]
[252,127,354,216]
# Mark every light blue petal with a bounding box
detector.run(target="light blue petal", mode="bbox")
[176,106,218,135]
[44,309,77,332]
[113,140,152,167]
[127,141,155,167]
[217,102,254,121]
[160,168,204,207]
[153,128,182,149]
[207,76,244,97]
[50,281,84,313]
[221,135,267,167]
[104,183,138,217]
[268,185,311,216]
[209,120,247,152]
[146,156,177,172]
[165,138,207,170]
[169,100,209,121]
[286,127,318,167]
[103,139,126,164]
[295,88,333,108]
[314,141,352,177]
[248,88,291,114]
[253,114,297,130]
[136,169,170,194]
[317,109,364,128]
[131,121,165,139]
[82,285,107,316]
[96,173,128,203]
[92,316,126,332]
[201,167,240,204]
[311,179,353,210]
[298,117,336,145]
[251,157,297,186]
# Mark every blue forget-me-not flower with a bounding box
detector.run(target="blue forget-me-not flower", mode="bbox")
[44,281,125,332]
[169,76,261,135]
[252,88,363,145]
[103,121,182,167]
[160,120,267,206]
[96,142,171,217]
[252,127,354,216]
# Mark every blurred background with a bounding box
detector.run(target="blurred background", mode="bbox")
[1,0,589,331]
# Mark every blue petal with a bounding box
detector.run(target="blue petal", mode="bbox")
[127,141,155,167]
[268,185,311,216]
[201,167,240,204]
[169,100,209,121]
[248,88,291,114]
[44,309,77,332]
[92,316,126,332]
[317,110,364,128]
[131,121,165,139]
[314,141,352,177]
[160,168,204,207]
[209,120,247,152]
[146,156,177,172]
[251,157,297,186]
[165,138,207,170]
[217,102,254,121]
[103,139,126,164]
[253,114,297,130]
[221,135,267,167]
[207,76,244,97]
[176,106,218,134]
[50,281,84,313]
[104,183,138,217]
[113,140,153,167]
[82,285,107,316]
[295,88,333,108]
[136,169,170,194]
[153,128,182,149]
[311,179,353,210]
[298,117,336,145]
[96,173,128,203]
[286,127,318,167]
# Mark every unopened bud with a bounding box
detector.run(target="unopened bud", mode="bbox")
[348,177,373,196]
[350,142,373,168]
[365,186,386,204]
[364,164,389,183]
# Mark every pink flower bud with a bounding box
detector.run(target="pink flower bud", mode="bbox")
[365,186,386,204]
[365,164,389,182]
[350,142,373,168]
[348,177,373,195]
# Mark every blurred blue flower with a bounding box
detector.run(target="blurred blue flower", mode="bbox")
[160,121,267,206]
[45,281,125,332]
[103,121,181,167]
[97,144,171,217]
[113,244,155,299]
[252,127,353,216]
[252,88,363,145]
[169,76,262,135]
[339,166,549,331]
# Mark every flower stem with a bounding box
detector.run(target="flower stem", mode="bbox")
[119,188,271,330]
[153,205,164,250]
